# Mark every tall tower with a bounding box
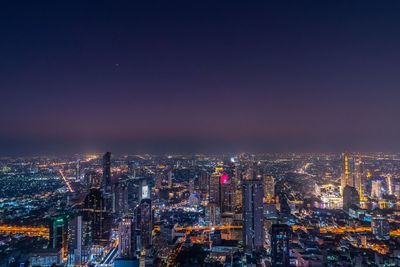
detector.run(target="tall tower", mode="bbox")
[341,153,355,193]
[263,175,275,203]
[271,224,291,267]
[102,152,112,193]
[242,178,264,253]
[49,216,68,259]
[82,188,111,245]
[76,160,81,181]
[138,198,152,251]
[118,215,136,259]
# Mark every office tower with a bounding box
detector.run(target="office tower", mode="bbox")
[49,216,68,259]
[82,188,111,245]
[199,170,210,199]
[372,217,390,240]
[263,175,275,203]
[371,179,382,199]
[114,182,129,217]
[207,202,221,225]
[154,173,163,191]
[85,171,100,189]
[138,198,152,250]
[209,172,220,205]
[354,158,362,195]
[342,185,360,211]
[220,173,234,213]
[76,160,81,181]
[118,215,136,259]
[102,152,112,193]
[271,224,291,267]
[242,178,264,253]
[341,152,355,193]
[68,215,90,266]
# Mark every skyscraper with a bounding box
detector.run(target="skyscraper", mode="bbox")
[138,198,152,250]
[371,179,382,199]
[76,160,81,181]
[263,175,275,203]
[118,215,136,259]
[342,185,360,211]
[242,178,264,253]
[271,224,291,267]
[102,152,112,193]
[82,188,111,245]
[68,215,90,266]
[341,152,355,193]
[49,216,68,259]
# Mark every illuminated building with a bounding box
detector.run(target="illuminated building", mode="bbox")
[114,181,129,216]
[118,214,136,259]
[342,185,360,211]
[341,153,356,193]
[207,202,221,225]
[168,170,173,188]
[76,160,80,181]
[263,175,275,203]
[102,152,112,193]
[67,215,90,266]
[271,224,290,267]
[85,171,100,189]
[209,172,220,205]
[220,173,234,213]
[371,179,383,199]
[372,217,390,240]
[82,188,111,245]
[49,216,68,259]
[242,178,264,253]
[138,198,152,250]
[317,184,342,209]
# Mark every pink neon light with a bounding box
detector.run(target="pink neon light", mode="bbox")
[220,173,229,184]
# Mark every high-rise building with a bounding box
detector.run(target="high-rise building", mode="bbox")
[209,172,220,205]
[85,171,101,189]
[220,173,234,213]
[118,215,136,259]
[168,170,173,188]
[82,188,111,245]
[207,202,221,225]
[271,224,291,267]
[341,153,355,193]
[263,175,275,203]
[138,198,152,250]
[114,181,129,216]
[76,160,81,181]
[68,215,90,266]
[242,178,264,253]
[49,216,68,259]
[372,217,390,240]
[102,152,112,193]
[342,185,360,211]
[371,179,382,199]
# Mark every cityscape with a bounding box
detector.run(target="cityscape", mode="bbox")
[2,1,400,266]
[1,152,400,266]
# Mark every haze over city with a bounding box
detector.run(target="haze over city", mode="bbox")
[2,1,400,154]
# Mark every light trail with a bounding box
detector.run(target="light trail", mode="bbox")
[59,169,74,192]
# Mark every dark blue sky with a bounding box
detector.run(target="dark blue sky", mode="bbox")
[1,1,400,154]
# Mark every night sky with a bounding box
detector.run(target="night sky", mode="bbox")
[1,1,400,154]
